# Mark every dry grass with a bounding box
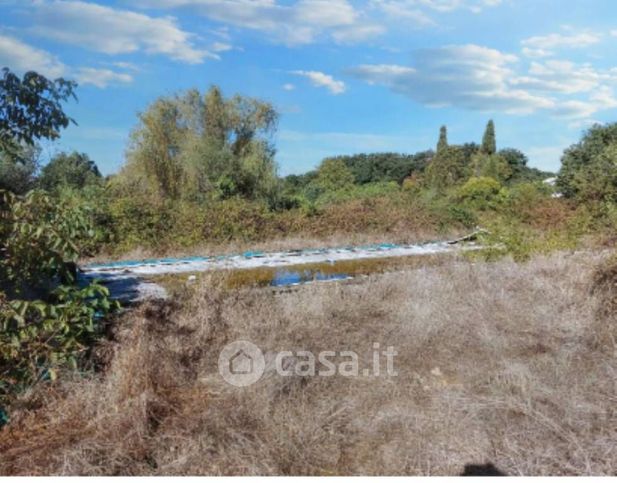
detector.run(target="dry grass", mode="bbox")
[1,251,616,475]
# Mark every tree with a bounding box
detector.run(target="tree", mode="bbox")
[0,68,76,155]
[121,87,279,202]
[39,151,101,192]
[558,122,617,200]
[570,144,617,203]
[481,120,496,155]
[0,145,39,195]
[470,152,512,182]
[424,145,468,189]
[320,151,432,186]
[437,125,448,154]
[227,94,278,156]
[314,157,355,192]
[125,97,185,199]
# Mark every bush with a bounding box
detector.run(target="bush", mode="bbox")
[0,190,95,294]
[0,283,117,405]
[0,190,118,408]
[458,176,502,209]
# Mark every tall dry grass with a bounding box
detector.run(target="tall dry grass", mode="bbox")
[1,251,616,475]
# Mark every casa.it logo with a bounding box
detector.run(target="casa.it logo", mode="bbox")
[218,340,266,387]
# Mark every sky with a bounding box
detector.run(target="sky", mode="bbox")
[1,0,616,176]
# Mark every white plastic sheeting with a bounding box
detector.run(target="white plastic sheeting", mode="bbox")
[81,240,480,302]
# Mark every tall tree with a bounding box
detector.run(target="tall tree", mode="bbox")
[558,122,617,201]
[122,87,279,202]
[437,125,448,154]
[481,120,496,155]
[0,68,76,155]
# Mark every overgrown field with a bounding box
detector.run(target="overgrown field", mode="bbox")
[1,250,615,475]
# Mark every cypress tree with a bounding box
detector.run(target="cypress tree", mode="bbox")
[437,125,448,154]
[481,120,496,155]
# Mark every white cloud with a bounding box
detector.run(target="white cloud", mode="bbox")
[350,43,617,119]
[74,67,133,88]
[350,45,551,114]
[30,0,215,64]
[521,32,601,57]
[211,42,233,52]
[291,70,346,94]
[0,34,133,88]
[283,83,296,91]
[332,24,387,44]
[521,47,551,59]
[135,0,379,45]
[514,60,617,95]
[0,34,66,78]
[371,0,501,25]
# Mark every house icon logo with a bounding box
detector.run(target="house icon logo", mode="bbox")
[218,340,265,386]
[229,349,253,375]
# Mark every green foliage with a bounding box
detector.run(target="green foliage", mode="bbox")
[0,283,118,405]
[314,157,355,192]
[481,119,496,155]
[458,176,502,206]
[0,144,39,194]
[0,190,117,407]
[121,86,279,203]
[570,144,617,204]
[437,125,448,154]
[315,151,431,186]
[39,151,102,192]
[0,190,95,293]
[424,145,468,189]
[0,68,76,155]
[470,153,512,182]
[499,148,553,183]
[558,122,617,200]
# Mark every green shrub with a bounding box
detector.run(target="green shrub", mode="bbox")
[458,176,502,208]
[0,283,117,405]
[0,190,118,408]
[0,190,95,293]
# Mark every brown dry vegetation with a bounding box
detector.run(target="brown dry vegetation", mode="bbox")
[1,251,616,475]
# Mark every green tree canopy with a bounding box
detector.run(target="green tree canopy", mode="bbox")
[558,122,617,200]
[39,151,102,192]
[424,145,468,189]
[0,145,39,195]
[0,68,76,155]
[120,86,279,202]
[317,151,432,186]
[314,157,355,192]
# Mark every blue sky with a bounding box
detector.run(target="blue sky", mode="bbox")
[1,0,616,176]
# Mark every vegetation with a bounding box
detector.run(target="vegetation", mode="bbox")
[558,123,617,204]
[0,69,116,410]
[39,151,102,192]
[0,67,76,155]
[1,251,615,475]
[1,64,617,476]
